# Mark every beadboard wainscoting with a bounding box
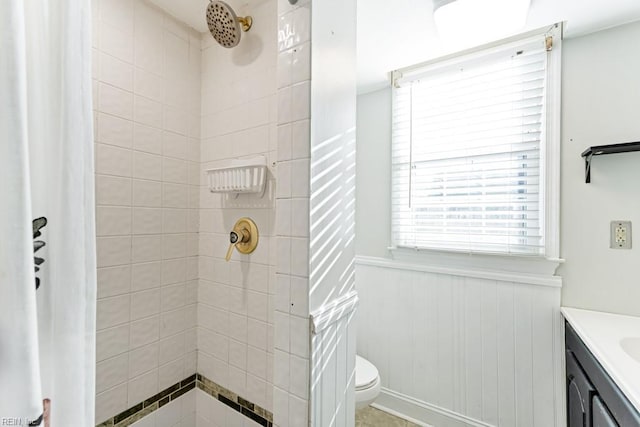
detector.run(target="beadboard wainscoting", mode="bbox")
[355,257,564,427]
[310,292,358,427]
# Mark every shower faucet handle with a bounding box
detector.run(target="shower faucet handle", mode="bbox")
[225,218,259,262]
[225,231,240,262]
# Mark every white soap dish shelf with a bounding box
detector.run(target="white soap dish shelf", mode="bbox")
[206,156,267,197]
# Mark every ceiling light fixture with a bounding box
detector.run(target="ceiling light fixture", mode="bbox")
[433,0,531,50]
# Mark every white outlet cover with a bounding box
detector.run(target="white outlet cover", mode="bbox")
[610,220,632,249]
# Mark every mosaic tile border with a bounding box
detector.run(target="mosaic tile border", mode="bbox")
[95,373,273,427]
[196,374,273,427]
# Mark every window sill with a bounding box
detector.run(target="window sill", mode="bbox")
[354,247,564,288]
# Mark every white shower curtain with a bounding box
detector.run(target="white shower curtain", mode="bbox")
[0,0,96,426]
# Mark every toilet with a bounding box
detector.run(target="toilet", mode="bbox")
[355,355,381,409]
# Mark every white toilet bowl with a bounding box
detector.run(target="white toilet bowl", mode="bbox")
[355,355,381,409]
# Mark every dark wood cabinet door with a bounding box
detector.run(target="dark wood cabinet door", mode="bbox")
[568,377,588,427]
[593,396,618,427]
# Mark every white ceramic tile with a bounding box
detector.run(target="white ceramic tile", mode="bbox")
[247,318,268,351]
[162,233,187,259]
[98,112,133,148]
[96,353,128,393]
[96,143,132,177]
[162,131,188,160]
[275,199,292,236]
[162,157,188,184]
[163,105,189,136]
[100,21,134,63]
[162,209,187,234]
[289,276,308,317]
[291,158,309,197]
[291,119,310,159]
[159,332,186,365]
[134,95,163,128]
[159,357,185,390]
[134,123,163,154]
[277,86,292,124]
[277,49,293,89]
[96,174,132,206]
[97,206,132,236]
[97,236,132,268]
[277,124,292,161]
[272,387,289,427]
[273,349,290,390]
[289,355,309,399]
[99,52,134,91]
[290,199,308,237]
[289,314,309,358]
[292,4,311,46]
[135,67,164,101]
[129,342,159,378]
[128,368,159,407]
[161,283,186,311]
[274,312,290,352]
[131,261,162,291]
[130,315,160,349]
[276,237,291,274]
[228,339,248,371]
[97,265,131,299]
[291,42,310,84]
[96,383,127,425]
[99,0,133,34]
[133,179,162,207]
[133,151,163,181]
[289,394,308,427]
[132,207,162,235]
[290,237,309,277]
[291,81,310,122]
[99,82,133,119]
[156,392,183,427]
[161,307,186,338]
[277,12,294,52]
[97,324,130,362]
[162,183,188,208]
[276,160,292,199]
[247,346,267,380]
[131,289,161,320]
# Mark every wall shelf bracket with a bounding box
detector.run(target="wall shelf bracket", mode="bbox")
[580,141,640,183]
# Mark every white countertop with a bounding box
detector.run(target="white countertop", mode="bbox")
[562,307,640,412]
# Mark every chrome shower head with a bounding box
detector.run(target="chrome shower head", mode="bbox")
[206,1,253,48]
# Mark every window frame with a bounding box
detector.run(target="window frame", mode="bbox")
[389,23,562,264]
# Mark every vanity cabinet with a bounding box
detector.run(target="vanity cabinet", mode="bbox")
[566,322,640,427]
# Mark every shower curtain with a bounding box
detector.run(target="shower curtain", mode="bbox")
[0,0,96,426]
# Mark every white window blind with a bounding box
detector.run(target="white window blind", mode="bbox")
[391,36,550,255]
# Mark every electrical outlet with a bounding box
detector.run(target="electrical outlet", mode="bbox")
[610,220,632,249]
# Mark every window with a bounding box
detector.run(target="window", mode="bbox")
[391,27,560,256]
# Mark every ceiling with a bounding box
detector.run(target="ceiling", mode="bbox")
[148,0,640,93]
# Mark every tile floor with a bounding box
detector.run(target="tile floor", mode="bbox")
[355,406,421,427]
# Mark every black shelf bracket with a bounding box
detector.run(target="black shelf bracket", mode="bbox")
[581,141,640,183]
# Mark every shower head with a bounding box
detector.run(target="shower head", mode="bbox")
[206,1,253,48]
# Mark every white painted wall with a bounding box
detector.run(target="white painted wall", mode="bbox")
[558,20,640,317]
[308,0,358,424]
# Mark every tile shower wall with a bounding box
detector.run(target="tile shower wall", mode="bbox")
[197,0,278,422]
[92,0,201,423]
[273,0,313,426]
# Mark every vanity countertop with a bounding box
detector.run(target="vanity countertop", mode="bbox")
[562,307,640,412]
